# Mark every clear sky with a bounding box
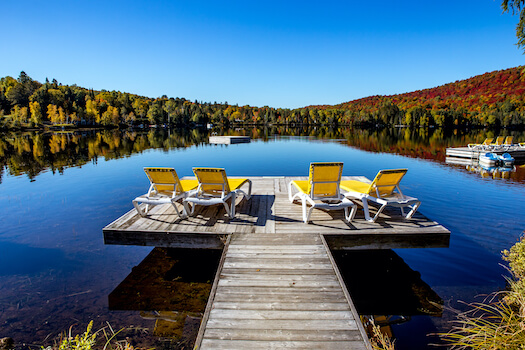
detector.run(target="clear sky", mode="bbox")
[2,0,523,109]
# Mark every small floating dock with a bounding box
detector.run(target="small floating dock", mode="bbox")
[103,176,450,349]
[209,136,251,144]
[446,146,525,161]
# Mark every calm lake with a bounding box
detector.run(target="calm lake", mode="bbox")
[1,127,525,349]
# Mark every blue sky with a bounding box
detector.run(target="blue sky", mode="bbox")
[2,0,523,108]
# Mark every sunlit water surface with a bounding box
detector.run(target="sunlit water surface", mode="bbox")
[1,133,525,349]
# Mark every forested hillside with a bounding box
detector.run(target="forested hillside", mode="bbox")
[1,66,524,129]
[327,66,525,127]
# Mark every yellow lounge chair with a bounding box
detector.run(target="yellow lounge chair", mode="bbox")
[288,162,356,223]
[132,167,199,218]
[340,169,420,222]
[489,136,505,149]
[467,138,493,150]
[501,136,514,151]
[183,168,252,218]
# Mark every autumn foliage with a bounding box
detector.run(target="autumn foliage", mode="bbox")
[323,66,525,127]
[1,66,525,128]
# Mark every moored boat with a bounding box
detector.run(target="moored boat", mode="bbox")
[479,152,499,167]
[498,153,515,167]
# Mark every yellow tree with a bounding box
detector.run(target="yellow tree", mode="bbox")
[20,107,28,123]
[12,105,29,124]
[69,112,79,123]
[29,101,42,125]
[85,98,100,124]
[101,105,120,125]
[47,104,59,124]
[58,107,66,123]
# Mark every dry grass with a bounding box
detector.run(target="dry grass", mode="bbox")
[441,235,525,349]
[370,321,396,350]
[44,321,141,350]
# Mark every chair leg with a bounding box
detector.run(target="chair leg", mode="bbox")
[361,199,373,222]
[229,193,237,218]
[288,181,295,202]
[171,201,188,219]
[306,206,316,223]
[344,205,357,222]
[132,200,147,217]
[183,200,195,217]
[223,202,231,217]
[405,201,421,219]
[371,203,388,222]
[302,197,309,223]
[245,180,252,200]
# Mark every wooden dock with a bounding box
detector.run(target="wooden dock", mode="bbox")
[103,177,450,349]
[446,146,525,161]
[209,135,251,144]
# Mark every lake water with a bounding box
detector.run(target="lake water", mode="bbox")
[1,127,524,349]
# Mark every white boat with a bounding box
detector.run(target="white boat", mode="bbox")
[479,152,499,167]
[498,153,515,167]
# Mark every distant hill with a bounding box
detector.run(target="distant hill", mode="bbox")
[308,66,525,127]
[1,67,524,129]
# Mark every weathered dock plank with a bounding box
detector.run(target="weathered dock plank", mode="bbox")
[199,339,367,350]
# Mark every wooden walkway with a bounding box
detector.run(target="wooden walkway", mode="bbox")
[196,233,369,349]
[103,177,450,349]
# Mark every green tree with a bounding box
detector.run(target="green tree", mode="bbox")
[502,0,525,51]
[5,72,40,107]
[163,99,178,125]
[146,101,164,124]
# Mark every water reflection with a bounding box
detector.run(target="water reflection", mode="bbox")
[333,250,442,316]
[446,155,525,182]
[333,249,443,348]
[0,129,211,182]
[2,127,525,182]
[109,248,222,348]
[1,127,525,349]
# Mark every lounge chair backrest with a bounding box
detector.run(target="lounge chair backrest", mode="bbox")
[144,167,182,196]
[504,136,513,145]
[492,136,505,146]
[367,169,408,197]
[483,138,493,145]
[308,162,343,199]
[193,167,230,197]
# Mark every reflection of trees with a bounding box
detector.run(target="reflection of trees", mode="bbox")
[2,127,524,182]
[232,126,525,163]
[0,129,210,182]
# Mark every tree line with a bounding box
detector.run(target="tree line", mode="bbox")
[1,67,525,129]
